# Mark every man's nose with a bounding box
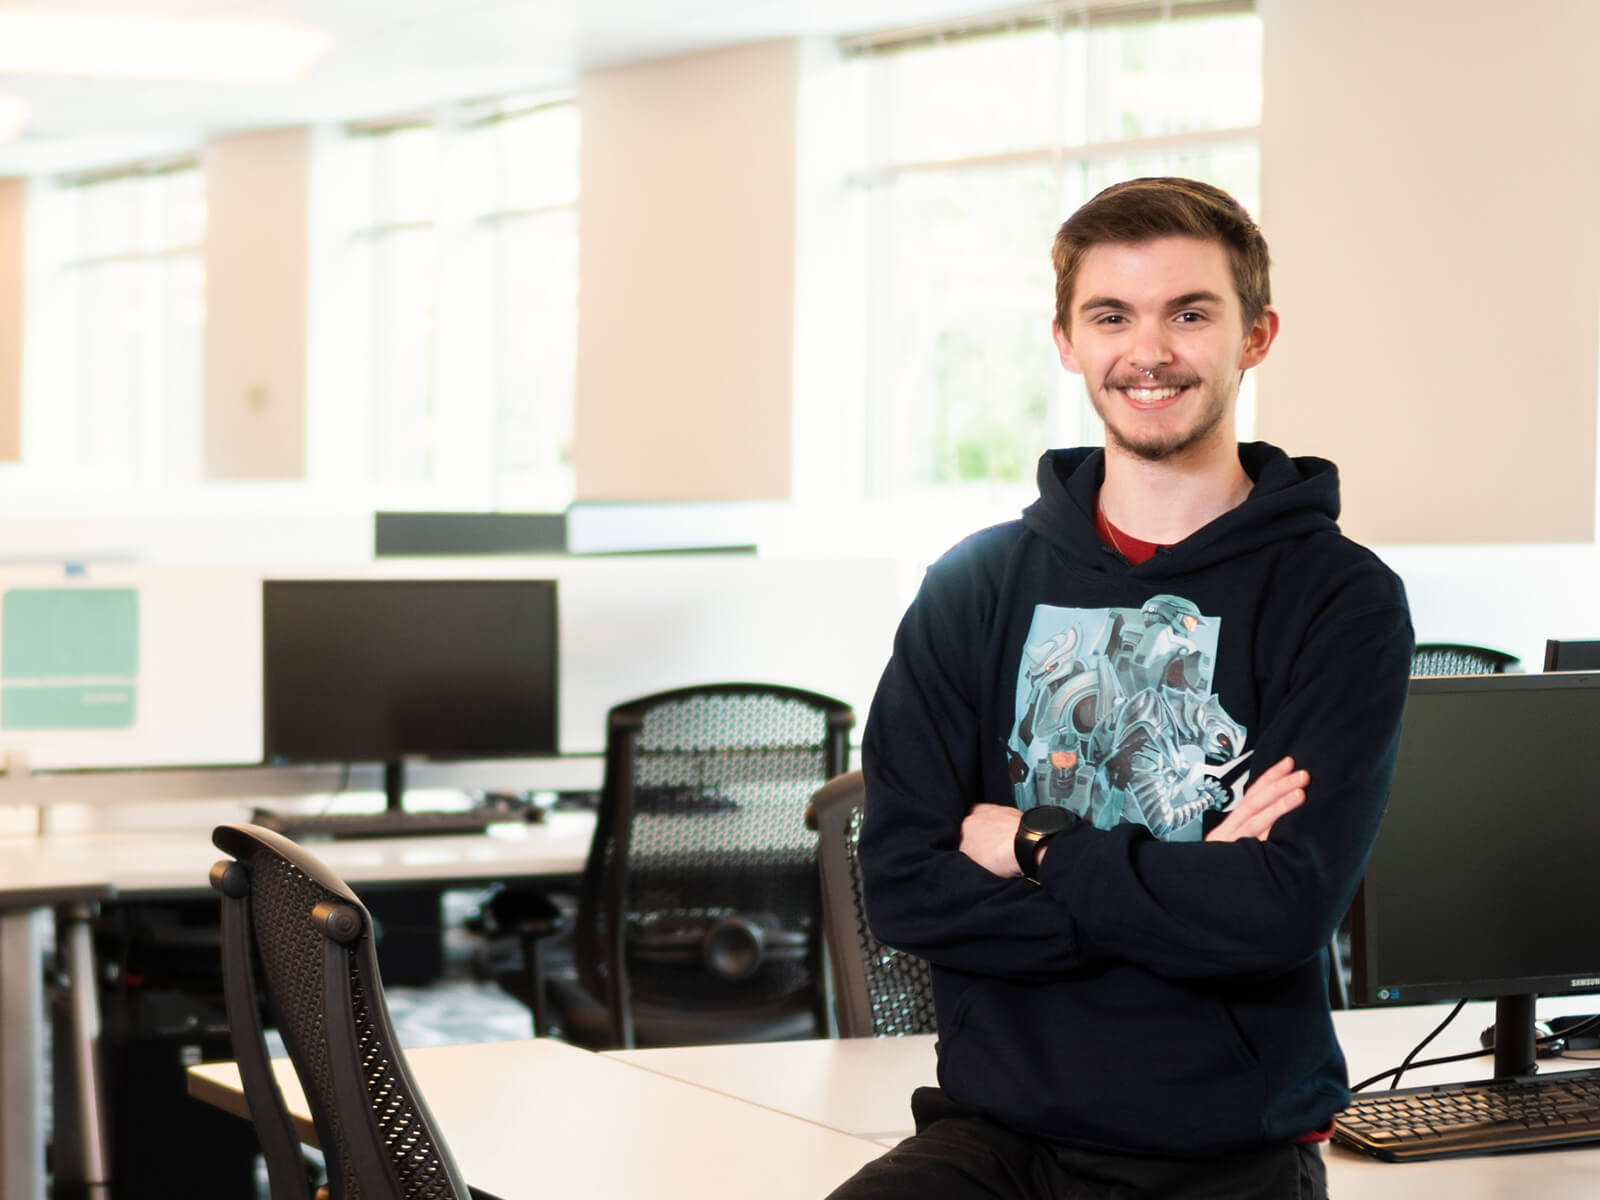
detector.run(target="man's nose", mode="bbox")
[1128,326,1171,371]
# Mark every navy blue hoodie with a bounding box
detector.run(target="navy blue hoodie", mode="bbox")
[860,442,1413,1157]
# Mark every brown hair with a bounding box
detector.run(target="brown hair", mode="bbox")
[1051,177,1271,333]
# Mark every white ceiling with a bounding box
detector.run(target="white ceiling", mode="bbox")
[0,0,983,175]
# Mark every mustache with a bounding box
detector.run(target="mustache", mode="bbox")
[1109,375,1199,390]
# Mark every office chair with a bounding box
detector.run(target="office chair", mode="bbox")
[462,883,569,1037]
[1543,639,1600,671]
[1410,642,1520,676]
[806,770,936,1038]
[548,683,854,1050]
[209,823,498,1200]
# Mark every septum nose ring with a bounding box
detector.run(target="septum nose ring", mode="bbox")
[1141,367,1155,379]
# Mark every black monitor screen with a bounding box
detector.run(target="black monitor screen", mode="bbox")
[1546,639,1600,671]
[262,579,558,767]
[1351,671,1600,1008]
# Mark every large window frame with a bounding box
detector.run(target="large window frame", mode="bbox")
[307,92,579,512]
[21,159,205,488]
[845,1,1262,505]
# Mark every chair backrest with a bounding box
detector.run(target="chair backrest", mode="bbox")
[1544,639,1600,671]
[807,770,936,1039]
[210,823,474,1200]
[575,683,854,1049]
[1411,642,1519,677]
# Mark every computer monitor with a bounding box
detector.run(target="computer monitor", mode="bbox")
[1544,638,1600,671]
[1349,670,1600,1078]
[262,579,559,812]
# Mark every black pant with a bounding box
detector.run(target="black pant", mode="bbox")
[826,1088,1328,1200]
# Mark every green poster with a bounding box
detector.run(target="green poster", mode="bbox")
[1,588,139,730]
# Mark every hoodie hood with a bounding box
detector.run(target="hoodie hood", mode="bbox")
[1020,441,1341,578]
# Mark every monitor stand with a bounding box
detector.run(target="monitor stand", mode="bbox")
[383,760,408,816]
[250,760,528,840]
[1483,994,1600,1076]
[1492,994,1538,1077]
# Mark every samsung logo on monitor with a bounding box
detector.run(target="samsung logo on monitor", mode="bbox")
[1571,977,1600,988]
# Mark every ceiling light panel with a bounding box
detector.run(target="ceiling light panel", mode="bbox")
[0,14,330,83]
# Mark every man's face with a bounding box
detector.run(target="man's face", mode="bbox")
[1052,236,1277,463]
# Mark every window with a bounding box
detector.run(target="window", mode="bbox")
[362,123,439,485]
[850,2,1262,499]
[24,161,205,485]
[463,99,580,503]
[314,94,578,510]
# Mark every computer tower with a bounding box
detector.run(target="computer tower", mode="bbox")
[362,887,446,985]
[51,989,261,1199]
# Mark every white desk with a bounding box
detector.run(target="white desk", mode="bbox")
[0,812,596,895]
[0,813,595,1200]
[609,1000,1600,1198]
[188,999,1600,1197]
[187,1037,884,1199]
[608,1033,935,1144]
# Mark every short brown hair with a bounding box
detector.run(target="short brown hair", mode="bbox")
[1051,177,1271,333]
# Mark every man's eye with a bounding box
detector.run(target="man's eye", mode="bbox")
[1174,311,1206,324]
[1096,314,1126,325]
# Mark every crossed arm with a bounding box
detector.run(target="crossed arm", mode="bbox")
[959,755,1311,878]
[859,543,1413,983]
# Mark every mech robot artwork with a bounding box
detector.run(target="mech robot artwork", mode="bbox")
[1008,594,1249,842]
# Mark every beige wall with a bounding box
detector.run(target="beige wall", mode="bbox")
[0,179,20,462]
[12,10,1600,540]
[1258,0,1600,545]
[202,128,309,479]
[573,40,799,502]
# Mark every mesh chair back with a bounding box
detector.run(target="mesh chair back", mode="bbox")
[211,823,476,1200]
[1411,642,1519,676]
[809,770,935,1038]
[575,683,853,1048]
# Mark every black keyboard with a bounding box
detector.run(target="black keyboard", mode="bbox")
[1335,1068,1600,1161]
[251,806,529,841]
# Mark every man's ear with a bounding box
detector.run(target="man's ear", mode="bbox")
[1052,318,1083,375]
[1238,307,1280,370]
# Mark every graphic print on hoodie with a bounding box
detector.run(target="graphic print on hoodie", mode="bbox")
[1008,594,1250,842]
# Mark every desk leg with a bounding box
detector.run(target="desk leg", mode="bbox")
[0,908,46,1200]
[62,904,110,1200]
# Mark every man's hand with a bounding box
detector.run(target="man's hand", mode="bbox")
[1205,755,1308,843]
[960,803,1025,877]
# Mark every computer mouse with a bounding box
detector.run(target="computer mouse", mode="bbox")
[1479,1019,1569,1058]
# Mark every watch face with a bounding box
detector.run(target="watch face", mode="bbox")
[1022,805,1073,836]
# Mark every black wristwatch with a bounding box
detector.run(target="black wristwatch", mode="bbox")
[1014,805,1073,883]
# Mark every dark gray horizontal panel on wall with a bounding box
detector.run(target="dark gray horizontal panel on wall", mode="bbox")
[374,512,567,556]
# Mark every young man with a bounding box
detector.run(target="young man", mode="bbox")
[832,178,1414,1199]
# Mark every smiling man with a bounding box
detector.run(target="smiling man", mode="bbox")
[829,179,1414,1199]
